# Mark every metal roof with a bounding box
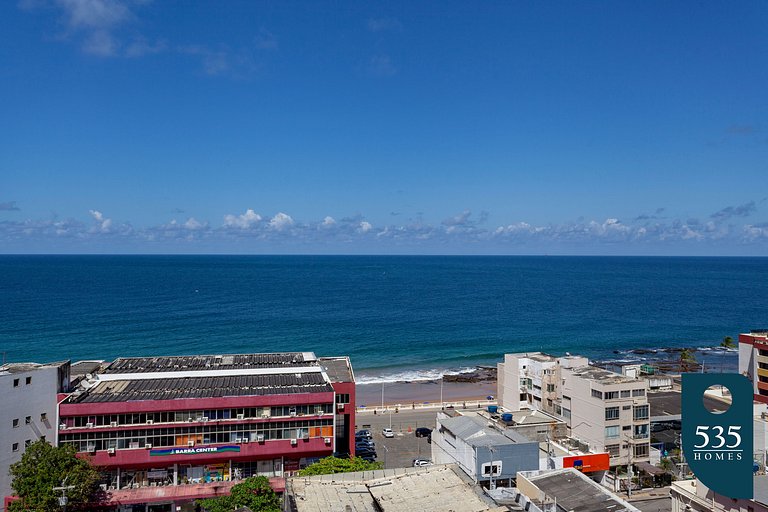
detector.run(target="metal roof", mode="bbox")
[318,357,354,383]
[439,415,532,448]
[526,469,640,512]
[101,353,315,374]
[71,373,333,403]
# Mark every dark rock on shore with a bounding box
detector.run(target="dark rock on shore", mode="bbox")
[442,366,497,383]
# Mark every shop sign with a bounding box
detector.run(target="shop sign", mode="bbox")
[150,445,241,457]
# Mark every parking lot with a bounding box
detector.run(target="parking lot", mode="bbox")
[355,409,441,468]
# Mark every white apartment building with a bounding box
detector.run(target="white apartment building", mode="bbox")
[0,361,70,510]
[671,477,768,512]
[498,352,650,467]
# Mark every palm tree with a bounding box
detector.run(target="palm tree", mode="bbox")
[720,336,736,349]
[679,349,696,372]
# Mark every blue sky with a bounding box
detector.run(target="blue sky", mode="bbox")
[1,0,767,254]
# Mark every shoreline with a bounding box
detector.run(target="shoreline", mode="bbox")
[356,379,497,409]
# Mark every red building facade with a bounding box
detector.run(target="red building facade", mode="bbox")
[56,353,355,512]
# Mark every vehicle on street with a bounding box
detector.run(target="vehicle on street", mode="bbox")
[415,427,432,438]
[359,454,377,462]
[356,429,373,439]
[412,459,433,467]
[382,428,395,438]
[356,449,377,458]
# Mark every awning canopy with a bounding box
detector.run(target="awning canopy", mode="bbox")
[635,461,666,476]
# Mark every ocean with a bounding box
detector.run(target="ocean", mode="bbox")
[0,255,762,382]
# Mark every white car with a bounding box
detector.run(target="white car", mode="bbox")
[413,459,433,467]
[382,428,395,438]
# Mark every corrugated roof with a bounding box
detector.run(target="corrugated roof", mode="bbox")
[439,416,531,448]
[72,373,333,403]
[102,353,313,374]
[318,357,354,383]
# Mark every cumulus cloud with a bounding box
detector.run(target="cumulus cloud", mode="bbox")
[223,209,262,229]
[88,209,112,232]
[0,201,21,211]
[2,202,768,253]
[269,212,294,231]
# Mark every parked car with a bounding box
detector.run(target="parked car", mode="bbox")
[356,429,373,439]
[412,459,433,467]
[356,440,375,448]
[382,428,395,438]
[415,427,432,438]
[356,449,377,458]
[359,454,377,462]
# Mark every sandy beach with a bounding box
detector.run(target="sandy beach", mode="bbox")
[356,379,497,408]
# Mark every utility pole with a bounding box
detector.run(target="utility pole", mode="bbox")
[488,445,496,490]
[440,376,444,410]
[53,477,75,512]
[381,382,384,410]
[625,433,633,500]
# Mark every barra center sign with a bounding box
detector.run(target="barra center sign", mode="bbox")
[150,445,241,457]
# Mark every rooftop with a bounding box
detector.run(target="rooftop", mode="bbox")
[286,464,503,512]
[68,373,334,403]
[566,365,640,385]
[0,360,68,375]
[522,468,641,512]
[101,352,318,374]
[439,414,533,448]
[318,357,354,383]
[70,360,104,378]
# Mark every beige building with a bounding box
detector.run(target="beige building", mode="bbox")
[498,352,650,466]
[671,477,768,512]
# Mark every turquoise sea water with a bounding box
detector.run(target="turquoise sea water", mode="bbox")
[0,256,762,381]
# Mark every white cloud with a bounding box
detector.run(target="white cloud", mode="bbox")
[321,216,336,227]
[269,212,294,231]
[223,209,262,229]
[358,221,373,233]
[88,209,112,232]
[184,217,205,230]
[57,0,132,29]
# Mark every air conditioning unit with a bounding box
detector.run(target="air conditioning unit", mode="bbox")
[145,443,152,449]
[187,440,195,447]
[236,414,245,420]
[289,411,297,417]
[261,412,271,419]
[235,438,243,443]
[242,438,249,444]
[256,434,265,443]
[86,422,94,428]
[324,437,332,445]
[201,417,209,422]
[337,403,345,410]
[290,439,297,446]
[187,418,194,422]
[110,421,118,427]
[59,423,67,430]
[146,419,154,425]
[87,444,96,453]
[107,448,116,455]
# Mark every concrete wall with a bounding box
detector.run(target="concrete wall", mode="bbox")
[0,366,62,510]
[473,441,539,481]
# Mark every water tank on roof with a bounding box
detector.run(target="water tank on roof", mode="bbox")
[487,405,498,413]
[501,413,513,422]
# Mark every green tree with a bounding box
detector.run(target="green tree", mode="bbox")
[9,439,101,512]
[197,476,280,512]
[297,456,383,476]
[721,336,736,349]
[679,348,696,372]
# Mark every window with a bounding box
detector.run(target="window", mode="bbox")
[40,413,47,422]
[335,394,350,404]
[25,416,31,424]
[25,376,31,385]
[481,462,502,477]
[562,407,572,420]
[591,389,603,399]
[12,419,19,428]
[634,424,649,439]
[633,405,649,421]
[606,444,620,457]
[621,390,631,398]
[605,407,620,421]
[12,443,19,452]
[13,378,19,387]
[634,443,650,458]
[605,426,620,439]
[546,384,555,392]
[632,389,645,397]
[623,425,631,430]
[24,440,31,447]
[605,391,619,400]
[622,405,631,410]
